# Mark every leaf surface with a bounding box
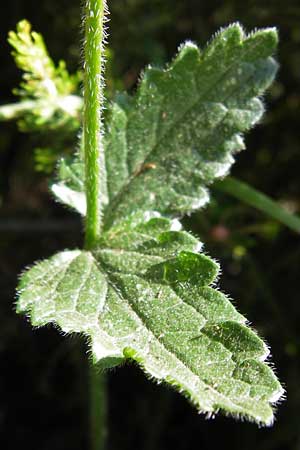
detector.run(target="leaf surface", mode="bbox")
[17,213,283,425]
[52,24,278,225]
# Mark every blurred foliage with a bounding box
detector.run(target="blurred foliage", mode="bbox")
[0,20,124,174]
[0,19,82,132]
[0,1,299,450]
[0,19,82,173]
[8,20,80,101]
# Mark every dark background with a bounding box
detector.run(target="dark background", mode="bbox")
[0,0,299,449]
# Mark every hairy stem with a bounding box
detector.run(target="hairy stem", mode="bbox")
[89,364,107,450]
[83,0,107,248]
[83,1,108,449]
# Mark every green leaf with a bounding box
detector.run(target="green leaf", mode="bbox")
[51,156,86,215]
[52,24,278,223]
[17,213,283,425]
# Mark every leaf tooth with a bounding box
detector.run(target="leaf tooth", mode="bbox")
[244,27,278,58]
[205,23,245,56]
[233,359,284,404]
[146,251,219,286]
[172,41,201,69]
[202,321,269,362]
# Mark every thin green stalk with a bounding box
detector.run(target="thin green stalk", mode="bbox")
[83,1,108,449]
[83,0,107,249]
[215,176,300,233]
[89,364,108,450]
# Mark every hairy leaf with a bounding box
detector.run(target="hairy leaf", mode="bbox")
[17,213,283,425]
[52,24,278,224]
[51,156,86,215]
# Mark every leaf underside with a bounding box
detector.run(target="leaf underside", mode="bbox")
[17,24,284,426]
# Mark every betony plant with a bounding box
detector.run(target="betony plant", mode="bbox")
[11,0,285,448]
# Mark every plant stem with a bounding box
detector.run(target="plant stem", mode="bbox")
[215,176,300,233]
[83,1,108,449]
[89,364,108,450]
[83,0,107,249]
